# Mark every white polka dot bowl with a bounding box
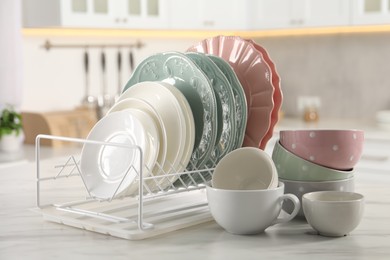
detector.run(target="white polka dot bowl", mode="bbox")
[279,129,364,170]
[303,191,364,237]
[272,141,355,181]
[280,177,355,219]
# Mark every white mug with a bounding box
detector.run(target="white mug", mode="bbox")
[206,182,300,235]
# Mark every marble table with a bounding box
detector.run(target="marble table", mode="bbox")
[0,143,389,260]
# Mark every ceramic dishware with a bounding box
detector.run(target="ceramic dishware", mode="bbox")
[122,52,217,171]
[107,98,168,192]
[117,81,195,191]
[245,39,283,150]
[188,35,275,148]
[279,129,364,170]
[212,147,278,190]
[303,191,364,237]
[80,109,159,199]
[206,182,300,235]
[186,52,236,164]
[280,177,355,218]
[272,141,355,181]
[207,55,248,148]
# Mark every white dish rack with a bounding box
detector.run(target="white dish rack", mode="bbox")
[34,134,215,240]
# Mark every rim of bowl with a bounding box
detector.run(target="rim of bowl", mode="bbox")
[279,129,364,134]
[274,141,355,174]
[303,191,364,203]
[279,176,355,184]
[206,181,284,193]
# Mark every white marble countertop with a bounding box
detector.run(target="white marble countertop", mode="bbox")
[0,141,389,260]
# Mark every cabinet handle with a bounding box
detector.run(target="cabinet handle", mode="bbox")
[203,20,215,27]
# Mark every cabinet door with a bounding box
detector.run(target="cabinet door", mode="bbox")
[168,0,201,29]
[169,0,247,30]
[250,0,350,30]
[250,0,297,29]
[61,0,113,27]
[198,0,247,30]
[59,0,168,29]
[305,0,350,27]
[351,0,390,25]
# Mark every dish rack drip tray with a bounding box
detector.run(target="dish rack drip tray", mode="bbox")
[34,134,214,240]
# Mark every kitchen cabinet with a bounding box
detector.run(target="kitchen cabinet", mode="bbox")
[248,0,350,29]
[168,0,248,30]
[22,0,169,29]
[351,0,390,25]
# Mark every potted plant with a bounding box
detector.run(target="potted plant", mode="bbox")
[0,105,24,152]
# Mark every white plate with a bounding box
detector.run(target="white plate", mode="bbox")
[107,97,168,192]
[80,109,159,199]
[118,81,194,191]
[159,82,195,188]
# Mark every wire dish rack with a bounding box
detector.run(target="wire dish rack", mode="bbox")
[34,134,215,240]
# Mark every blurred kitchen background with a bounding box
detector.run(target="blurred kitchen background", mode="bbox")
[2,0,390,135]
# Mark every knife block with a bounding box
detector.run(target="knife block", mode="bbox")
[22,107,97,147]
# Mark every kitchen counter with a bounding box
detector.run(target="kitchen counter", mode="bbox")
[1,120,390,259]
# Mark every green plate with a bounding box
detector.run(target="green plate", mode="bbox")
[186,52,236,165]
[123,52,218,171]
[208,55,248,148]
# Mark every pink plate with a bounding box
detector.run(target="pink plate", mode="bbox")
[188,36,274,148]
[246,39,283,150]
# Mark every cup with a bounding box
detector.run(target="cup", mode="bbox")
[212,147,278,190]
[303,191,365,237]
[206,182,300,235]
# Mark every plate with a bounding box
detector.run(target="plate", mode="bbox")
[187,36,274,148]
[186,52,236,164]
[118,81,194,190]
[80,109,159,199]
[107,97,168,192]
[158,82,196,189]
[207,55,247,149]
[123,52,217,170]
[246,39,282,150]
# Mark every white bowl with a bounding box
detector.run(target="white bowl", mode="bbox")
[212,147,278,190]
[280,177,355,218]
[303,191,364,237]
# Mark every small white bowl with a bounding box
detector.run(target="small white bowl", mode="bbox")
[212,147,278,190]
[280,177,355,218]
[303,191,364,237]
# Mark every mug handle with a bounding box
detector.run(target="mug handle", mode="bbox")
[271,193,301,225]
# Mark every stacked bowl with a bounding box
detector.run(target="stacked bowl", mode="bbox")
[272,129,364,219]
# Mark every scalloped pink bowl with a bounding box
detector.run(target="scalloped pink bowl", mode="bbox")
[279,129,364,170]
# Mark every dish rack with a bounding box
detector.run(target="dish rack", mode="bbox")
[34,134,215,240]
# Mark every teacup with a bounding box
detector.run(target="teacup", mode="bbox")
[303,191,365,237]
[206,182,300,235]
[212,147,278,190]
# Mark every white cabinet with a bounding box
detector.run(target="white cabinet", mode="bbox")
[249,0,350,29]
[169,0,248,30]
[23,0,168,29]
[351,0,390,25]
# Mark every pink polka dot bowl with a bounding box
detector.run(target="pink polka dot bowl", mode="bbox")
[272,141,355,182]
[279,129,364,170]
